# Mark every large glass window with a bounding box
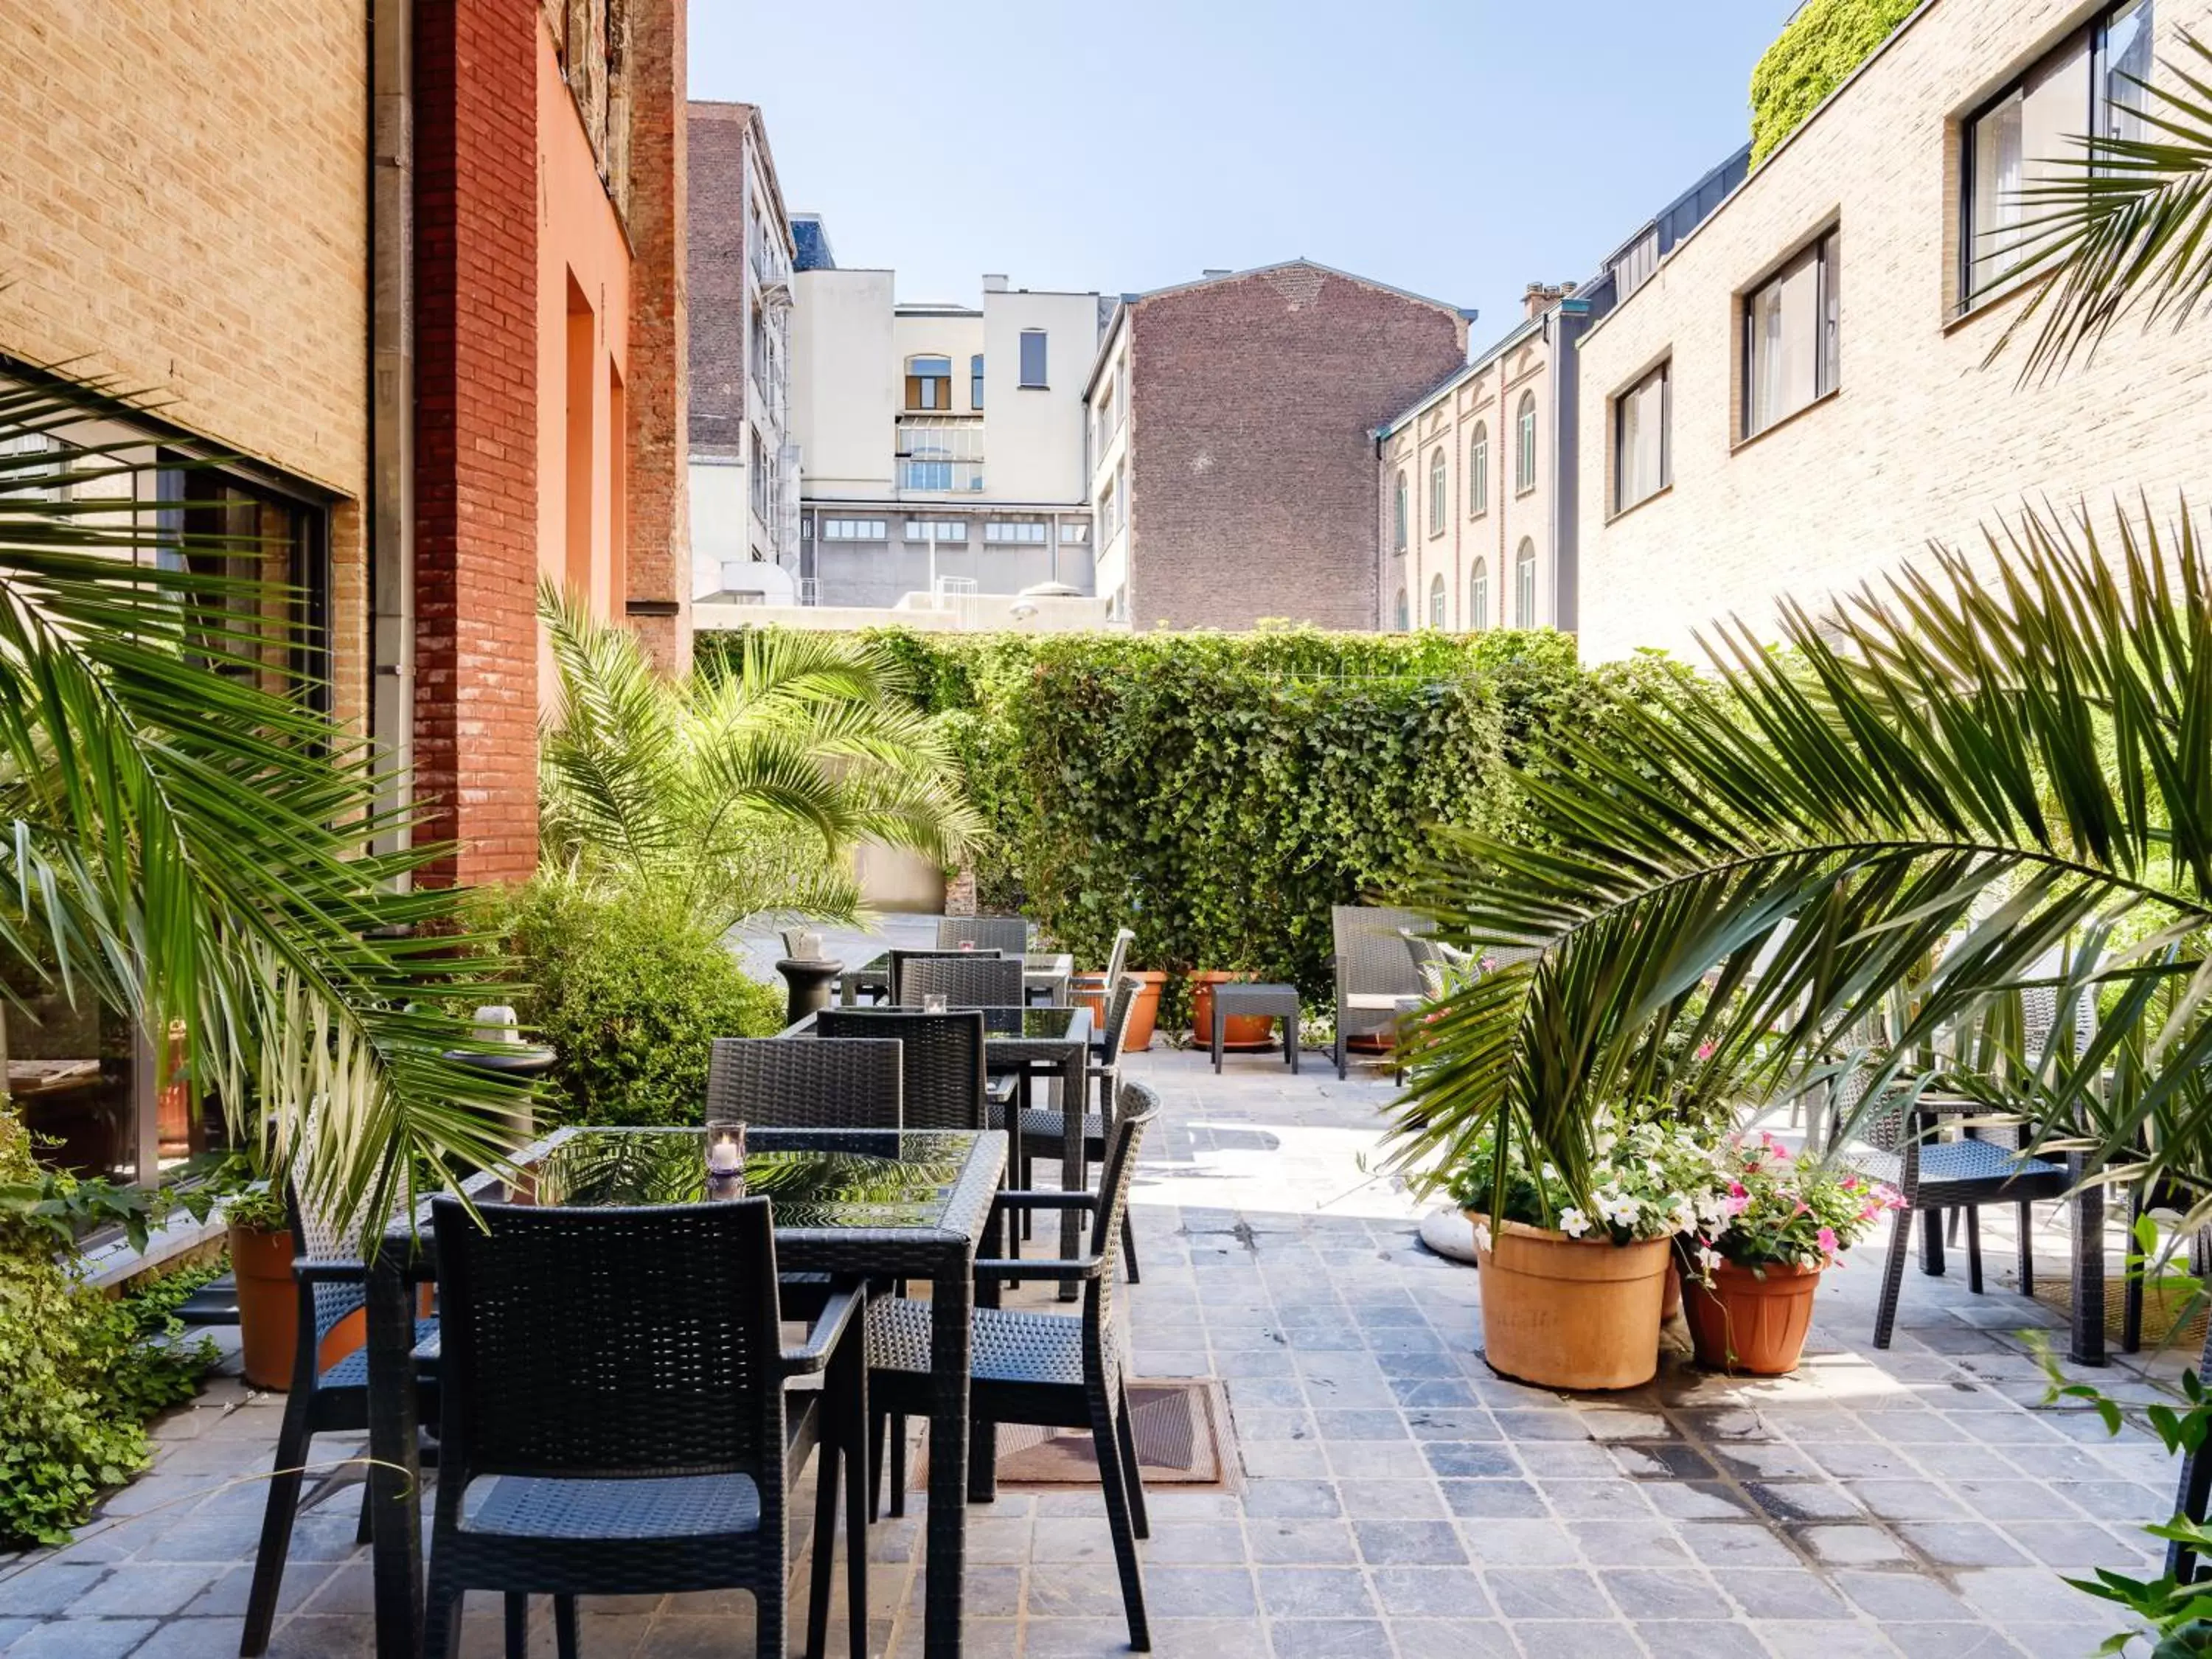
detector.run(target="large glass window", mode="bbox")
[1468,425,1488,518]
[1019,330,1048,388]
[1427,574,1447,628]
[1962,2,2152,310]
[1393,586,1409,631]
[1514,392,1537,493]
[1427,448,1448,536]
[905,355,952,411]
[1613,361,1669,513]
[1514,539,1537,627]
[1742,229,1840,439]
[970,354,984,409]
[1391,468,1408,552]
[1470,558,1489,630]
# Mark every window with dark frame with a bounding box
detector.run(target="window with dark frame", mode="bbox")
[905,355,952,411]
[1613,361,1670,514]
[1961,0,2152,312]
[1018,330,1048,388]
[1742,229,1840,439]
[970,354,984,409]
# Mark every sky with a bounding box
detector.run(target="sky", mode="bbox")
[689,0,1801,347]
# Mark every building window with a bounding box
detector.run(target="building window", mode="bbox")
[1098,484,1116,543]
[905,520,968,543]
[1019,330,1048,388]
[1427,448,1448,537]
[1613,361,1669,513]
[901,445,953,491]
[1742,229,1840,438]
[821,518,887,540]
[1470,558,1489,630]
[1060,521,1088,544]
[970,354,984,409]
[984,520,1049,543]
[1964,1,2152,310]
[1427,574,1447,628]
[1514,539,1537,627]
[905,355,952,411]
[1391,468,1408,552]
[748,427,770,521]
[1393,586,1409,631]
[1468,424,1488,518]
[1514,392,1537,493]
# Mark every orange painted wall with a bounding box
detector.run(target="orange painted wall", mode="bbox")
[536,21,633,703]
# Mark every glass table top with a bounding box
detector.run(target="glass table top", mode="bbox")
[794,1005,1085,1040]
[489,1127,987,1231]
[848,951,1072,977]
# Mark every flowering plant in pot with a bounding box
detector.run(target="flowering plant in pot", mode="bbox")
[1678,1131,1902,1374]
[1449,1102,1729,1391]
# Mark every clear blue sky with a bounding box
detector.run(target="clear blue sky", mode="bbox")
[689,0,1798,345]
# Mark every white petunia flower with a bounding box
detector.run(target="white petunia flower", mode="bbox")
[1471,1220,1493,1253]
[1695,1244,1722,1273]
[1559,1208,1592,1239]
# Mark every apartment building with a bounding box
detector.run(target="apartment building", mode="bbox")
[1375,147,1749,635]
[789,261,1107,608]
[1576,0,2205,661]
[0,0,689,1178]
[687,102,800,602]
[1086,262,1470,631]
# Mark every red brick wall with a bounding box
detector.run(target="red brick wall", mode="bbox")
[414,0,540,887]
[622,0,692,672]
[1127,266,1467,631]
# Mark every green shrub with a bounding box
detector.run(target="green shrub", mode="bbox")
[0,1116,218,1548]
[489,877,786,1127]
[1750,0,1921,161]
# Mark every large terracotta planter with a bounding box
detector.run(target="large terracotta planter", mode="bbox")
[1121,972,1166,1052]
[1470,1214,1669,1391]
[1189,971,1273,1051]
[232,1222,366,1391]
[1683,1259,1823,1375]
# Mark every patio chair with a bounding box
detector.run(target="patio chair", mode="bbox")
[815,1008,990,1130]
[935,916,1032,956]
[420,1195,869,1659]
[1331,904,1429,1079]
[869,1082,1161,1652]
[243,1135,441,1657]
[706,1036,903,1127]
[886,947,1001,1005]
[900,953,1024,1009]
[1004,974,1144,1281]
[1826,1060,2072,1349]
[1071,928,1138,1053]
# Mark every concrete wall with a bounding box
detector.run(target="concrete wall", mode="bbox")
[1088,319,1134,616]
[791,269,897,493]
[1576,0,2212,662]
[981,290,1102,504]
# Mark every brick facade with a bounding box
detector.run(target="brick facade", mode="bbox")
[1121,265,1466,631]
[687,103,756,461]
[1576,0,2212,663]
[414,0,542,888]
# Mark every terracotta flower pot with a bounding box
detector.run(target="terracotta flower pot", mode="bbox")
[231,1222,368,1391]
[1661,1257,1683,1320]
[1121,972,1166,1052]
[1683,1258,1823,1375]
[1469,1214,1670,1391]
[1189,971,1273,1051]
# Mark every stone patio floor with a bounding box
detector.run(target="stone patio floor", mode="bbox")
[0,929,2193,1657]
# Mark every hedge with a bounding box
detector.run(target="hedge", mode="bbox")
[1750,0,1920,163]
[702,626,1680,1020]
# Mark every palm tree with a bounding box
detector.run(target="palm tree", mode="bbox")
[537,582,980,938]
[1987,30,2212,380]
[0,374,524,1237]
[1385,498,2212,1225]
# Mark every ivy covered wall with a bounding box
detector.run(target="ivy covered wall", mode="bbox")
[1750,0,1921,162]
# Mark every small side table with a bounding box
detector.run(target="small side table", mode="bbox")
[1211,982,1302,1074]
[777,956,844,1029]
[440,1043,559,1136]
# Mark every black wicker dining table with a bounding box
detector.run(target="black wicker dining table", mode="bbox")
[837,950,1075,1007]
[785,1004,1093,1301]
[362,1123,1007,1659]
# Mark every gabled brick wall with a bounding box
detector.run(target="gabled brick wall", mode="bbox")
[413,0,541,888]
[1126,267,1466,631]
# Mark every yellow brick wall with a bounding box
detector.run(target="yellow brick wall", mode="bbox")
[1576,0,2212,664]
[0,1,369,727]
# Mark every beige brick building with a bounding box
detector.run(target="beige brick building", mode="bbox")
[1575,0,2211,662]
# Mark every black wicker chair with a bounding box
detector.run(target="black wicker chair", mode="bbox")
[935,917,1032,956]
[900,954,1024,1009]
[242,1174,440,1657]
[814,1008,988,1130]
[872,1081,1161,1652]
[1331,905,1428,1079]
[421,1195,869,1659]
[706,1037,903,1127]
[1003,975,1143,1281]
[885,947,1001,1005]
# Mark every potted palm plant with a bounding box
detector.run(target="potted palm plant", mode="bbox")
[1678,1133,1901,1374]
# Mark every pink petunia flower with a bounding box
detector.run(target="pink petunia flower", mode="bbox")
[1817,1226,1839,1257]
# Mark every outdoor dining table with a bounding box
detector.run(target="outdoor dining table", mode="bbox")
[784,1003,1094,1300]
[362,1122,1008,1659]
[837,950,1075,1007]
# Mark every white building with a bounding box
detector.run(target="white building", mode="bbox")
[790,258,1109,608]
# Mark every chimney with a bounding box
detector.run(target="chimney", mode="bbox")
[981,273,1009,293]
[1523,281,1574,319]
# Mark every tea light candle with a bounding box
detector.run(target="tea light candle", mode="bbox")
[708,1135,741,1174]
[922,992,949,1015]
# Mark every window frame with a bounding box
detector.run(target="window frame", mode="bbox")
[1427,573,1447,628]
[1514,538,1537,628]
[970,353,984,409]
[1739,227,1840,442]
[904,355,953,411]
[1468,423,1488,518]
[1393,586,1409,632]
[1018,329,1049,389]
[1612,359,1671,515]
[1514,392,1537,495]
[1391,467,1408,553]
[1427,447,1448,537]
[1470,557,1489,631]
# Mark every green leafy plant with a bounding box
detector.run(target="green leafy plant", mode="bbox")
[1446,1102,1726,1246]
[1749,0,1920,162]
[481,876,785,1127]
[1684,1131,1901,1280]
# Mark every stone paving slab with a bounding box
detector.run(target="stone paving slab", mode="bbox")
[0,1018,2188,1656]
